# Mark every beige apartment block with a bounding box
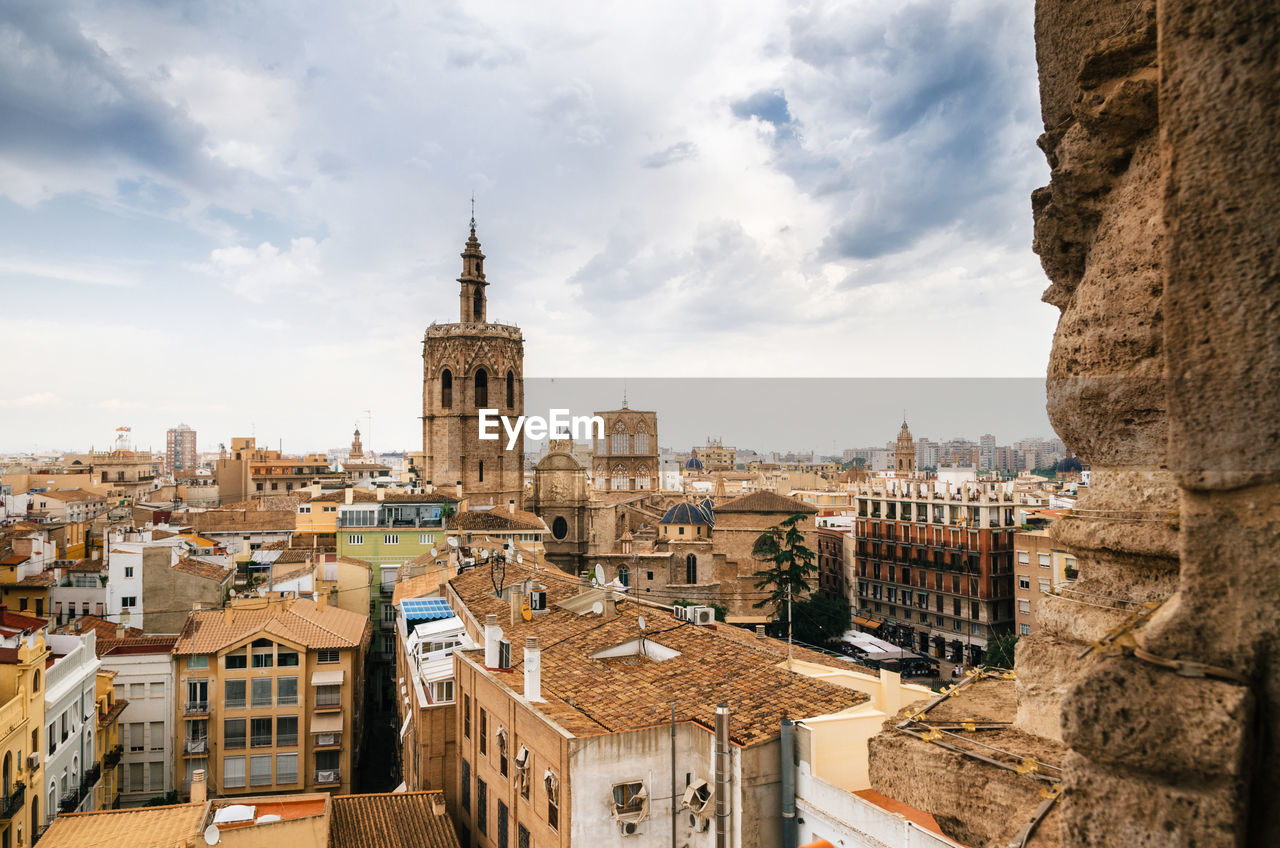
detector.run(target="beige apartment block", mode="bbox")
[1012,515,1077,638]
[171,597,371,799]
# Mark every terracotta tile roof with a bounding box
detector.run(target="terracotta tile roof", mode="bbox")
[447,509,547,532]
[172,557,234,582]
[36,488,102,502]
[266,559,315,584]
[0,608,46,631]
[220,493,313,511]
[34,801,206,848]
[0,555,29,566]
[189,508,296,533]
[449,562,867,746]
[275,548,316,564]
[16,572,56,587]
[330,791,461,848]
[716,491,819,514]
[392,571,447,606]
[172,597,370,655]
[55,615,139,639]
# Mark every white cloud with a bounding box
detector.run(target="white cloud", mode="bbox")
[0,392,57,409]
[200,237,325,302]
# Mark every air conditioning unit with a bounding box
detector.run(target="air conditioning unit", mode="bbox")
[689,813,711,832]
[27,752,39,771]
[692,606,715,626]
[673,606,689,622]
[529,591,547,611]
[619,820,639,836]
[681,778,713,814]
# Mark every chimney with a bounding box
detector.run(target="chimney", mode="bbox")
[455,481,464,499]
[376,487,385,502]
[507,498,515,515]
[344,487,353,505]
[715,704,731,848]
[223,606,233,626]
[484,614,502,668]
[756,624,766,640]
[115,622,125,639]
[602,591,617,620]
[190,768,207,804]
[524,637,543,702]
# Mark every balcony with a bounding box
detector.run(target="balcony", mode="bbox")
[184,700,210,716]
[184,737,208,755]
[80,764,101,795]
[314,769,341,785]
[313,733,341,749]
[314,694,342,711]
[104,744,123,768]
[59,786,84,813]
[250,734,273,748]
[0,783,24,820]
[224,697,246,710]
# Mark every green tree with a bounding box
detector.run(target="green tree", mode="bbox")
[751,513,818,631]
[791,593,851,646]
[985,632,1019,669]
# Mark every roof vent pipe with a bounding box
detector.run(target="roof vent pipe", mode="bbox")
[524,637,542,702]
[780,716,797,848]
[715,703,731,848]
[484,614,502,668]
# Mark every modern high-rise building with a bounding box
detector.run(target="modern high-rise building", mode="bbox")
[166,424,197,475]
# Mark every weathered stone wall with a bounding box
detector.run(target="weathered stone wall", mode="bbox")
[1025,0,1279,844]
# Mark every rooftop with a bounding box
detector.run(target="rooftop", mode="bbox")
[35,802,206,848]
[449,561,868,745]
[172,556,234,582]
[330,791,461,848]
[716,490,819,514]
[446,509,547,532]
[173,596,370,656]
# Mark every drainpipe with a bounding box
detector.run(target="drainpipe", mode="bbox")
[715,703,731,848]
[780,717,797,848]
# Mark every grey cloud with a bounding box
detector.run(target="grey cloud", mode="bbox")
[735,0,1042,261]
[0,2,223,191]
[642,141,697,169]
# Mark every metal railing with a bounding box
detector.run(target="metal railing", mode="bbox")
[184,737,208,755]
[313,733,341,748]
[250,734,273,748]
[104,744,123,768]
[314,769,340,785]
[277,733,298,747]
[0,784,24,820]
[184,700,210,715]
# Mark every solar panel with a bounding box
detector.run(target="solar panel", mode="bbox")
[400,597,455,621]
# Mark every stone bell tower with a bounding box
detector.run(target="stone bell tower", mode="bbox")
[421,217,525,509]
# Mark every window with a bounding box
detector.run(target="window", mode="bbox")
[1020,624,1032,635]
[188,655,209,670]
[478,461,484,483]
[384,534,399,545]
[224,719,246,749]
[497,800,509,848]
[429,680,454,703]
[225,652,248,670]
[150,721,164,751]
[277,716,298,747]
[463,695,471,738]
[277,677,298,706]
[612,782,647,816]
[317,649,340,664]
[546,770,559,830]
[250,717,272,747]
[461,759,471,813]
[479,710,488,756]
[251,678,273,707]
[276,753,298,784]
[121,596,137,607]
[685,553,697,584]
[225,679,246,709]
[477,778,488,835]
[474,368,488,407]
[128,721,143,752]
[506,370,515,408]
[551,517,568,540]
[124,567,134,578]
[441,369,453,408]
[611,431,628,455]
[278,651,299,667]
[251,640,274,668]
[348,534,364,546]
[1018,575,1031,589]
[1018,599,1031,614]
[316,685,341,708]
[250,754,272,786]
[1039,553,1051,568]
[1018,551,1029,564]
[497,727,509,777]
[420,534,433,544]
[518,824,530,848]
[634,432,649,453]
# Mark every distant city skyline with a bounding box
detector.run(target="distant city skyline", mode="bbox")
[2,379,1055,459]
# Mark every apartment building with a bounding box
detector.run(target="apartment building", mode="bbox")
[92,669,126,811]
[0,624,48,848]
[852,476,1018,667]
[43,631,104,823]
[105,529,234,633]
[171,597,371,798]
[164,426,197,476]
[444,560,915,848]
[29,489,107,525]
[215,437,344,503]
[1013,511,1077,637]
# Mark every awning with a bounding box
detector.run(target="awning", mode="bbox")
[724,614,772,625]
[310,713,343,733]
[852,616,884,629]
[310,669,344,686]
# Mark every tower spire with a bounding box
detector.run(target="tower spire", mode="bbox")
[470,192,476,232]
[459,204,488,322]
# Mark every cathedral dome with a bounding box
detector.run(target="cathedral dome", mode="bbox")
[684,455,704,470]
[660,502,713,526]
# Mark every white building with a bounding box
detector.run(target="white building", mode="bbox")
[101,635,177,806]
[43,631,102,825]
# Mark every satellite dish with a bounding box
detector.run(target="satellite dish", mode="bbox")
[516,554,523,564]
[638,615,646,631]
[431,548,438,557]
[229,589,237,598]
[479,549,489,561]
[447,537,459,548]
[203,825,220,846]
[594,564,605,584]
[591,601,604,615]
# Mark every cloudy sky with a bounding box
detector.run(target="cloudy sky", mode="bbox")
[0,0,1055,455]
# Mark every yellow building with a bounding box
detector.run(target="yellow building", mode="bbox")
[171,597,371,798]
[93,671,125,810]
[0,629,49,848]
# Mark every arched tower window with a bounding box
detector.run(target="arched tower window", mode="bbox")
[474,368,488,407]
[506,370,515,409]
[441,370,453,409]
[618,565,629,587]
[611,464,629,491]
[478,460,484,483]
[473,287,484,322]
[686,553,697,585]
